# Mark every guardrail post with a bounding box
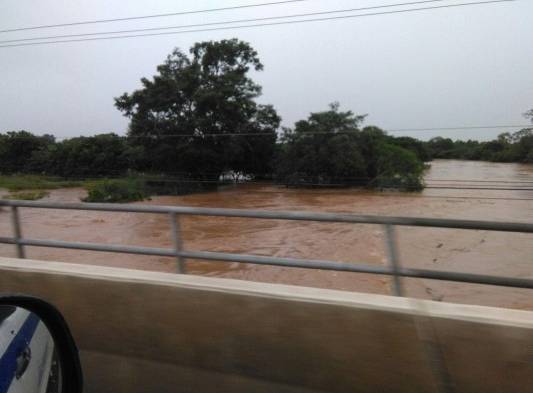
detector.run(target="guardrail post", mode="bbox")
[383,226,454,392]
[11,206,26,259]
[169,212,186,273]
[384,224,403,296]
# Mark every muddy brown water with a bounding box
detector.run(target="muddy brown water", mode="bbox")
[1,160,532,309]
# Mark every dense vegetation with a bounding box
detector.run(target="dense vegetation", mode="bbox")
[275,103,425,190]
[425,109,533,162]
[114,39,280,181]
[84,178,146,203]
[426,128,533,163]
[0,39,531,201]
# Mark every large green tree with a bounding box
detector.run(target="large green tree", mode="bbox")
[115,39,280,179]
[0,131,54,174]
[276,103,368,186]
[276,103,425,190]
[374,144,424,190]
[50,134,142,177]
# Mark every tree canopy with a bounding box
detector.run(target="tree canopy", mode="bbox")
[115,39,280,179]
[0,131,54,174]
[276,103,425,190]
[427,128,533,163]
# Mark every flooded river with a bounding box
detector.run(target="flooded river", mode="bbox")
[1,160,533,309]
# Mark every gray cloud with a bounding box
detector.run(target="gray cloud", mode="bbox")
[0,0,531,141]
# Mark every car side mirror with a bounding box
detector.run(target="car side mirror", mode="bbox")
[0,295,83,393]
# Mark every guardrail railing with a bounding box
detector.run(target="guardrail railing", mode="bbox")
[1,199,533,295]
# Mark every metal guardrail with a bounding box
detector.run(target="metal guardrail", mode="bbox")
[1,199,533,293]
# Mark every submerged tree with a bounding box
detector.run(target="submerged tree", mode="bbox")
[275,103,425,190]
[276,103,367,186]
[115,39,280,179]
[373,144,424,190]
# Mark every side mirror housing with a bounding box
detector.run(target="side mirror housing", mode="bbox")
[0,295,83,393]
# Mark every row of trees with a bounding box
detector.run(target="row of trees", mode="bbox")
[426,126,533,163]
[1,39,531,192]
[0,105,427,190]
[0,131,139,177]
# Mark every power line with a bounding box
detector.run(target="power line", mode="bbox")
[0,0,452,45]
[4,124,530,140]
[33,169,533,184]
[426,179,533,184]
[426,185,533,189]
[0,0,310,34]
[0,0,515,49]
[425,186,533,191]
[3,171,532,197]
[14,171,533,189]
[225,189,533,201]
[386,125,531,132]
[45,124,531,140]
[19,174,533,193]
[26,171,533,185]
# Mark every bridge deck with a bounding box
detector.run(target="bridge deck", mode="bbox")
[0,257,532,393]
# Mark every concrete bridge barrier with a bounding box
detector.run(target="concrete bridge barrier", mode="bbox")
[0,257,532,392]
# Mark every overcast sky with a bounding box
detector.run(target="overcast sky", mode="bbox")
[0,0,531,141]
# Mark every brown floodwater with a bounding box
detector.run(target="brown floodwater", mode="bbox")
[1,160,532,309]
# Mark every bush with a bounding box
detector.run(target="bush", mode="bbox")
[84,178,146,203]
[275,105,369,186]
[374,144,425,191]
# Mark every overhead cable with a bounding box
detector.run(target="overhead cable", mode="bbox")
[0,0,515,49]
[0,0,452,45]
[0,0,310,34]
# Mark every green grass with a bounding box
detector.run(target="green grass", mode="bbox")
[2,190,50,200]
[0,175,83,191]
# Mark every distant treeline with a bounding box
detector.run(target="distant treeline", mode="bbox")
[426,129,533,163]
[1,39,532,197]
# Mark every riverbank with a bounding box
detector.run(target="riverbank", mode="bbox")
[0,174,223,202]
[0,175,83,192]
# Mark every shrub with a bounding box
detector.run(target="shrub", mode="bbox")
[374,144,425,191]
[84,178,146,203]
[275,105,368,186]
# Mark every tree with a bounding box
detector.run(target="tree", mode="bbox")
[374,144,424,190]
[358,126,387,178]
[512,128,533,163]
[115,39,280,179]
[389,136,431,162]
[426,137,455,158]
[276,104,425,190]
[51,134,141,177]
[524,109,533,123]
[0,131,55,174]
[276,103,368,186]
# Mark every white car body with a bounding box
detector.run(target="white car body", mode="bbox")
[0,307,55,393]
